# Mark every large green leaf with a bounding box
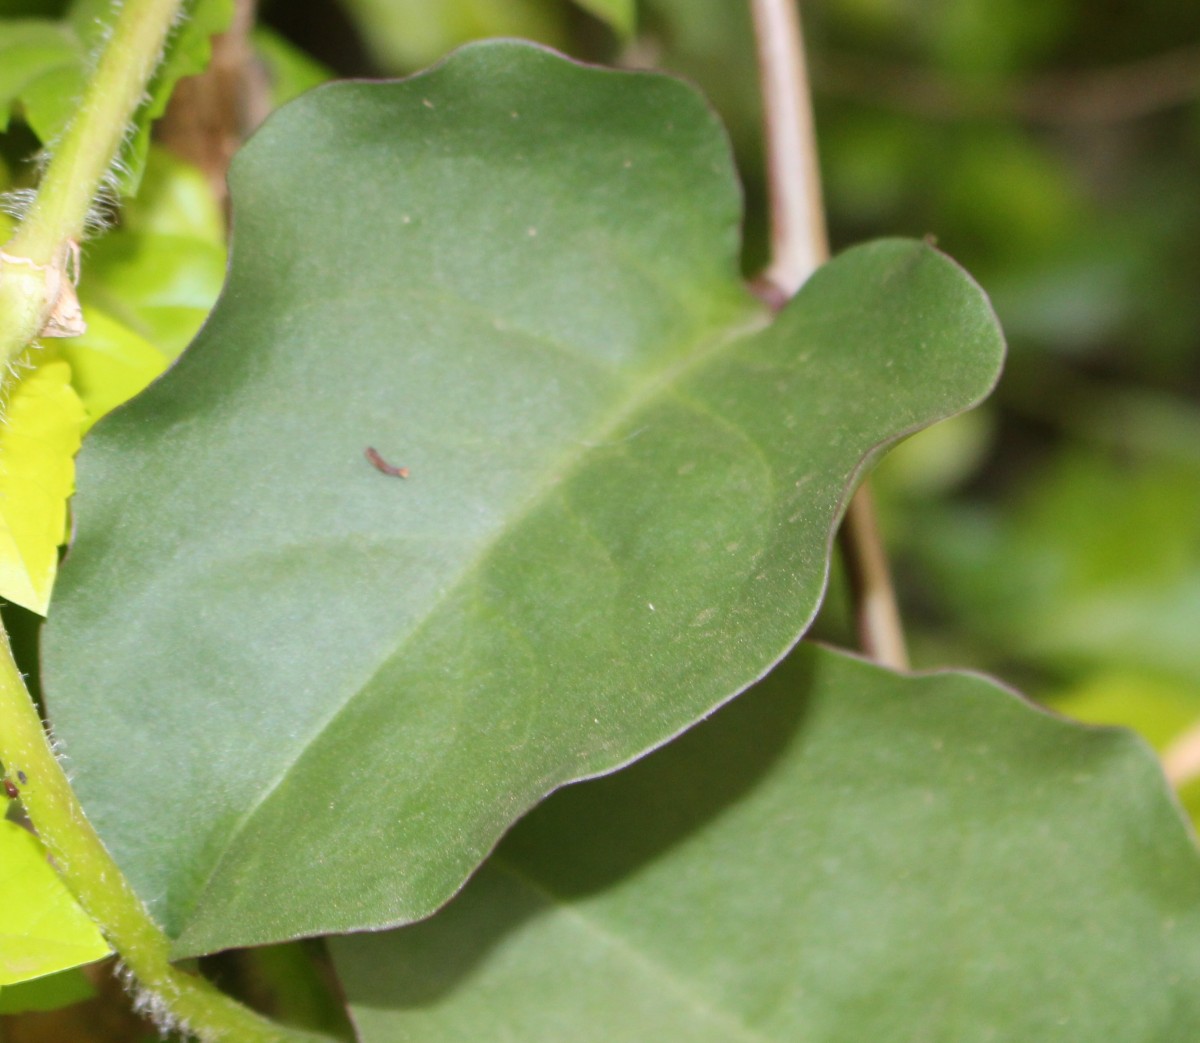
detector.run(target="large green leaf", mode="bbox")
[333,643,1200,1041]
[1051,669,1200,827]
[42,42,1003,956]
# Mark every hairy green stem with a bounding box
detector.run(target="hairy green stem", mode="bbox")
[0,0,182,369]
[11,0,181,261]
[0,624,320,1041]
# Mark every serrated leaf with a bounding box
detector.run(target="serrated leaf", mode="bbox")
[0,820,110,986]
[42,42,1004,956]
[333,643,1200,1042]
[0,358,83,614]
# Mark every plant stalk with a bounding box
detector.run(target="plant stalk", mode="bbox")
[749,0,910,670]
[0,0,182,369]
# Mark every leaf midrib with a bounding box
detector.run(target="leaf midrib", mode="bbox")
[175,290,768,935]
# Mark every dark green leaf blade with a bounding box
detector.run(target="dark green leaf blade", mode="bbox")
[334,643,1200,1042]
[42,42,1004,955]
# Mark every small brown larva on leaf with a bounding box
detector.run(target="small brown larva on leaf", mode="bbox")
[365,447,409,479]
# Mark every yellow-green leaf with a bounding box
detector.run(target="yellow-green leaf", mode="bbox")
[0,358,84,614]
[58,307,170,432]
[0,820,109,986]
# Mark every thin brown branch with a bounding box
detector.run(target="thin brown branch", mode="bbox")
[156,0,270,223]
[750,0,910,671]
[815,42,1200,126]
[838,484,908,668]
[750,0,826,296]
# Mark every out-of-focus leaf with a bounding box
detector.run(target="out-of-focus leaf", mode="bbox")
[938,128,1082,265]
[0,20,82,139]
[81,234,226,359]
[0,150,221,612]
[572,0,635,36]
[0,358,83,613]
[923,0,1069,77]
[909,449,1200,684]
[333,643,1200,1042]
[42,42,1003,956]
[79,146,226,362]
[57,307,170,431]
[902,446,1200,691]
[0,820,110,986]
[117,145,226,245]
[0,0,69,15]
[252,26,333,109]
[337,0,565,70]
[1053,671,1200,750]
[875,406,996,496]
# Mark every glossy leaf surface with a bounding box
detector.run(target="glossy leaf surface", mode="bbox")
[335,643,1200,1042]
[43,43,1003,956]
